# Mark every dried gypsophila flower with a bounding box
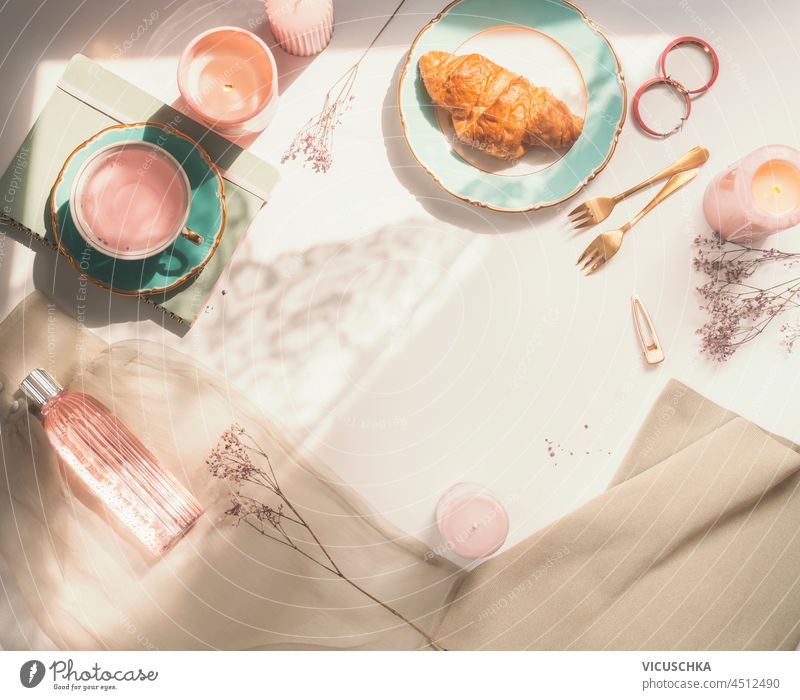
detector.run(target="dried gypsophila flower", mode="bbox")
[207,422,445,650]
[693,232,800,361]
[282,89,355,173]
[281,0,407,173]
[780,319,800,354]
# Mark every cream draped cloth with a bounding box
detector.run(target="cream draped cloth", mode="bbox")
[435,382,800,650]
[2,292,800,650]
[0,292,460,650]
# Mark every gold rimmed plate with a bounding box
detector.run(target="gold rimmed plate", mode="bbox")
[50,122,226,296]
[397,0,626,212]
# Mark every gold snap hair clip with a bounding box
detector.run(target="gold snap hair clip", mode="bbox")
[631,295,664,364]
[633,36,720,138]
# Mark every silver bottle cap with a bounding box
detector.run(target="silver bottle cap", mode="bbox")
[20,369,63,409]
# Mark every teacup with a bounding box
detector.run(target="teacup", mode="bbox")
[69,141,203,261]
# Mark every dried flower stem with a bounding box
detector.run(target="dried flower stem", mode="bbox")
[693,232,800,361]
[282,0,408,172]
[207,424,444,650]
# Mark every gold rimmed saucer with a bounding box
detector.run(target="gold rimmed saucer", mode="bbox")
[50,122,226,297]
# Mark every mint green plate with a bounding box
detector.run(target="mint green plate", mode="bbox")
[398,0,626,212]
[51,122,225,296]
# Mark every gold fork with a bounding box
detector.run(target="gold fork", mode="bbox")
[568,146,709,229]
[576,167,699,275]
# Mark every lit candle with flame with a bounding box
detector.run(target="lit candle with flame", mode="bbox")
[178,26,279,134]
[751,159,800,216]
[703,145,800,241]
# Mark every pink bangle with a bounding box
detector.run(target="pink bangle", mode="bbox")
[633,35,719,138]
[659,36,719,95]
[632,77,692,138]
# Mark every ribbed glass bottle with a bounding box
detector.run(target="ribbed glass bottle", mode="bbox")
[21,369,203,556]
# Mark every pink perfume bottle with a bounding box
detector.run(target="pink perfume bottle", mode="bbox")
[20,369,203,556]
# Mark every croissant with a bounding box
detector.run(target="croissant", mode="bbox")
[418,51,584,161]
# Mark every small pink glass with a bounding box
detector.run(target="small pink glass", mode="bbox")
[703,145,800,242]
[178,26,279,135]
[265,0,334,57]
[435,483,509,560]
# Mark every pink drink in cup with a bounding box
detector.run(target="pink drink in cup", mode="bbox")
[70,142,195,260]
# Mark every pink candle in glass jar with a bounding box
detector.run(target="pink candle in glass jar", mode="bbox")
[265,0,334,57]
[703,145,800,242]
[435,483,509,560]
[178,26,279,134]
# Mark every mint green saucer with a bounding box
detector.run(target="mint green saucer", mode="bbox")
[398,0,626,212]
[51,122,225,296]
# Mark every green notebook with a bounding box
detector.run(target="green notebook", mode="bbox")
[0,54,279,326]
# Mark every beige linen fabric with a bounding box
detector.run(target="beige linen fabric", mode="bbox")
[0,293,459,650]
[435,381,800,650]
[3,292,800,651]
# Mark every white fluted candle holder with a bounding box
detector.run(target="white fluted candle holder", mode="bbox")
[265,0,334,57]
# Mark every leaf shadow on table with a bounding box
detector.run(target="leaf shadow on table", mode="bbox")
[381,54,573,237]
[208,218,475,433]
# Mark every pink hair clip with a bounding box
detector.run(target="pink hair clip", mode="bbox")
[631,295,664,365]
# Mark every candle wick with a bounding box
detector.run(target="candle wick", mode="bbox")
[774,184,782,194]
[223,83,234,92]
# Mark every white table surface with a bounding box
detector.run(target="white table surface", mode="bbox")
[1,0,799,576]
